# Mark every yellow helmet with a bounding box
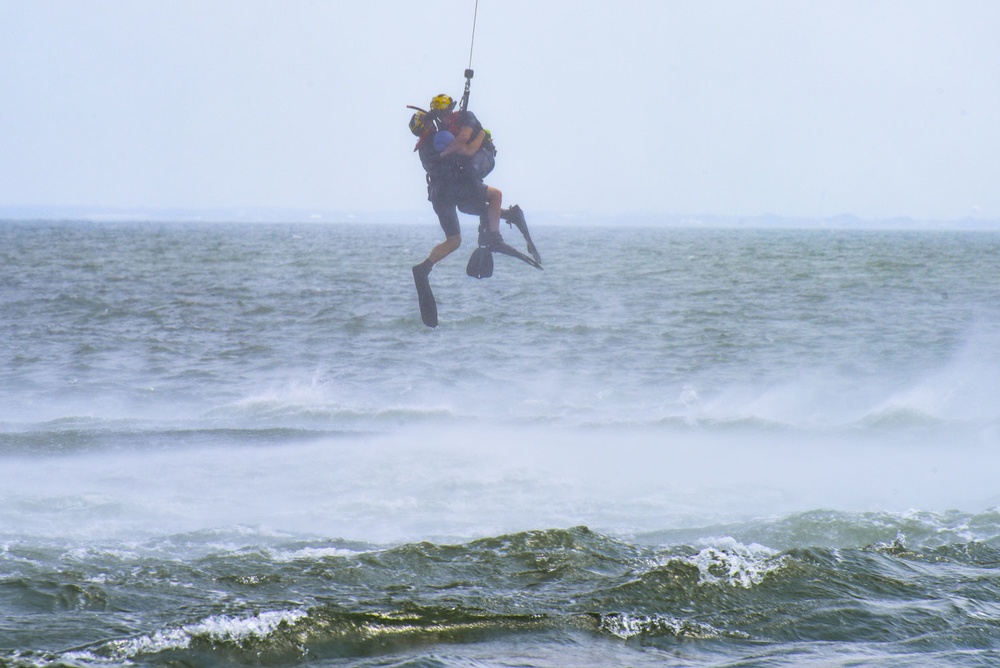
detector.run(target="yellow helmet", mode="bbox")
[430,94,456,112]
[409,111,430,136]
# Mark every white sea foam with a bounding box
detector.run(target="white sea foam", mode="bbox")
[688,541,788,588]
[95,609,309,660]
[648,537,788,589]
[268,545,365,562]
[597,612,740,640]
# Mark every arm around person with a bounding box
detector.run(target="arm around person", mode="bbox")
[439,125,486,158]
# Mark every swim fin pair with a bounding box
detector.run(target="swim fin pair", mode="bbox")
[466,206,542,279]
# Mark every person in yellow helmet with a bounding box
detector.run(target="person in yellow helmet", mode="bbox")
[408,95,503,313]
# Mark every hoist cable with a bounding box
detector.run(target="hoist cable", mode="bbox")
[460,1,479,112]
[467,0,479,70]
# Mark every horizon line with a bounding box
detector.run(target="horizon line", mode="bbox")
[1,206,998,229]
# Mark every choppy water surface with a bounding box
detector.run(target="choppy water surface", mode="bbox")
[2,220,999,666]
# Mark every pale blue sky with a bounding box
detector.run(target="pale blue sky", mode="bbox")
[2,0,998,220]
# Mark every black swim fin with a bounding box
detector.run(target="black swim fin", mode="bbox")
[469,224,542,274]
[466,246,494,279]
[492,240,542,270]
[412,263,438,327]
[505,205,541,266]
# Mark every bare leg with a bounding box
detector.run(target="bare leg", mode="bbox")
[485,186,502,232]
[426,234,461,265]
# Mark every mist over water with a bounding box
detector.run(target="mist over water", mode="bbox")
[2,221,1000,666]
[3,422,997,549]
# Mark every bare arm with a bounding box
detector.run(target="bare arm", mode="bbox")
[440,126,486,158]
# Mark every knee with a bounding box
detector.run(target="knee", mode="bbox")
[447,234,462,250]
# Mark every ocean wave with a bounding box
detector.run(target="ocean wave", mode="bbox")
[667,539,789,589]
[0,424,345,455]
[4,521,1000,666]
[593,611,741,640]
[209,395,457,428]
[637,508,1000,552]
[64,608,310,664]
[5,355,1000,437]
[47,607,552,667]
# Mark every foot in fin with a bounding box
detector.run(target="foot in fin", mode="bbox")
[475,221,542,271]
[504,204,541,266]
[478,227,505,251]
[412,262,438,327]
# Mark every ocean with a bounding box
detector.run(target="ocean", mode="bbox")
[1,219,999,667]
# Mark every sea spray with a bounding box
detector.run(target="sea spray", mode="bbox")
[3,222,1000,666]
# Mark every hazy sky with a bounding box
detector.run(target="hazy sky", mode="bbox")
[2,0,998,220]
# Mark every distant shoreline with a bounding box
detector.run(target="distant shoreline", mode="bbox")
[1,207,998,230]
